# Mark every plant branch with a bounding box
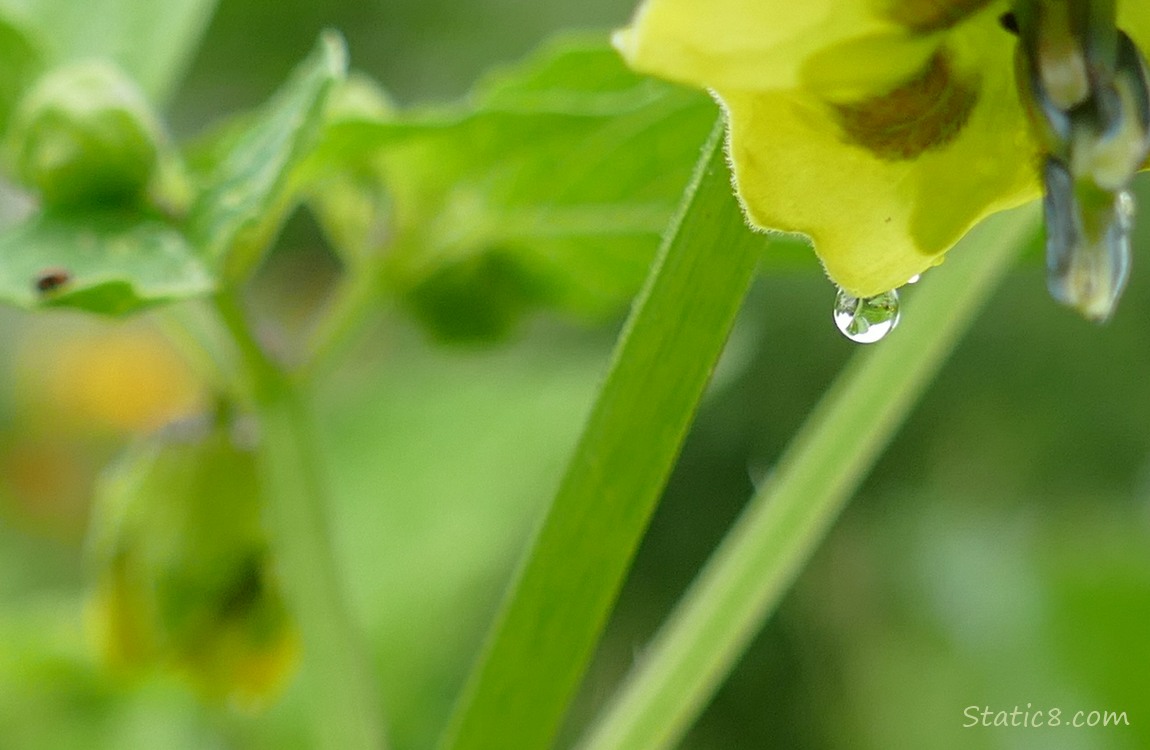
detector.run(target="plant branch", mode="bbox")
[301,261,391,384]
[213,291,386,750]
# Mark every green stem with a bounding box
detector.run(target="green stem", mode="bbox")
[438,121,765,750]
[214,293,386,750]
[154,302,248,399]
[302,261,391,384]
[577,204,1040,750]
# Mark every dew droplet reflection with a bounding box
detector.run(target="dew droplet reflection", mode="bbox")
[906,274,921,284]
[833,288,901,343]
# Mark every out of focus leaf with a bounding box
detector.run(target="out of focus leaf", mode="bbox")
[0,15,43,132]
[187,32,346,282]
[0,34,346,316]
[310,34,719,342]
[0,0,217,103]
[0,209,212,314]
[0,598,119,748]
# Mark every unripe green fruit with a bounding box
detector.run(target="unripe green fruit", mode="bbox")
[87,416,299,708]
[10,61,161,207]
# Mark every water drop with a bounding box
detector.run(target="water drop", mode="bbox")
[833,288,901,343]
[906,274,921,284]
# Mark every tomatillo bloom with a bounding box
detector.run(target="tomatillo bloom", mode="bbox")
[614,0,1150,322]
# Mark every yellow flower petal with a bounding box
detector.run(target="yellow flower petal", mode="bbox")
[721,16,1039,295]
[613,0,938,98]
[616,0,1047,296]
[1121,4,1150,57]
[1122,4,1150,171]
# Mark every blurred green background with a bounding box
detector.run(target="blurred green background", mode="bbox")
[2,1,1150,749]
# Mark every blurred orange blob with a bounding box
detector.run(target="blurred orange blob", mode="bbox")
[14,319,204,435]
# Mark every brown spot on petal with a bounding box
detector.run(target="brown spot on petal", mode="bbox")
[834,50,979,161]
[888,0,996,33]
[999,11,1019,35]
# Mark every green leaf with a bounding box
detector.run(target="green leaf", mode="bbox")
[576,205,1041,750]
[188,32,347,282]
[0,0,218,102]
[438,123,765,750]
[0,15,43,132]
[469,37,681,114]
[310,34,718,342]
[0,208,213,314]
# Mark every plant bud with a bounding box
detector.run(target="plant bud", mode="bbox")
[10,61,162,208]
[86,416,298,710]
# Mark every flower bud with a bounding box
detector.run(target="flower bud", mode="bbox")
[10,61,162,208]
[86,416,298,709]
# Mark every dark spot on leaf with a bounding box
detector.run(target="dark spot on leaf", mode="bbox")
[1000,12,1019,35]
[35,268,71,294]
[888,0,995,33]
[834,51,979,161]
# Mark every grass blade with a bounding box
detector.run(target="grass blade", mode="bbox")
[438,121,765,750]
[577,204,1041,750]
